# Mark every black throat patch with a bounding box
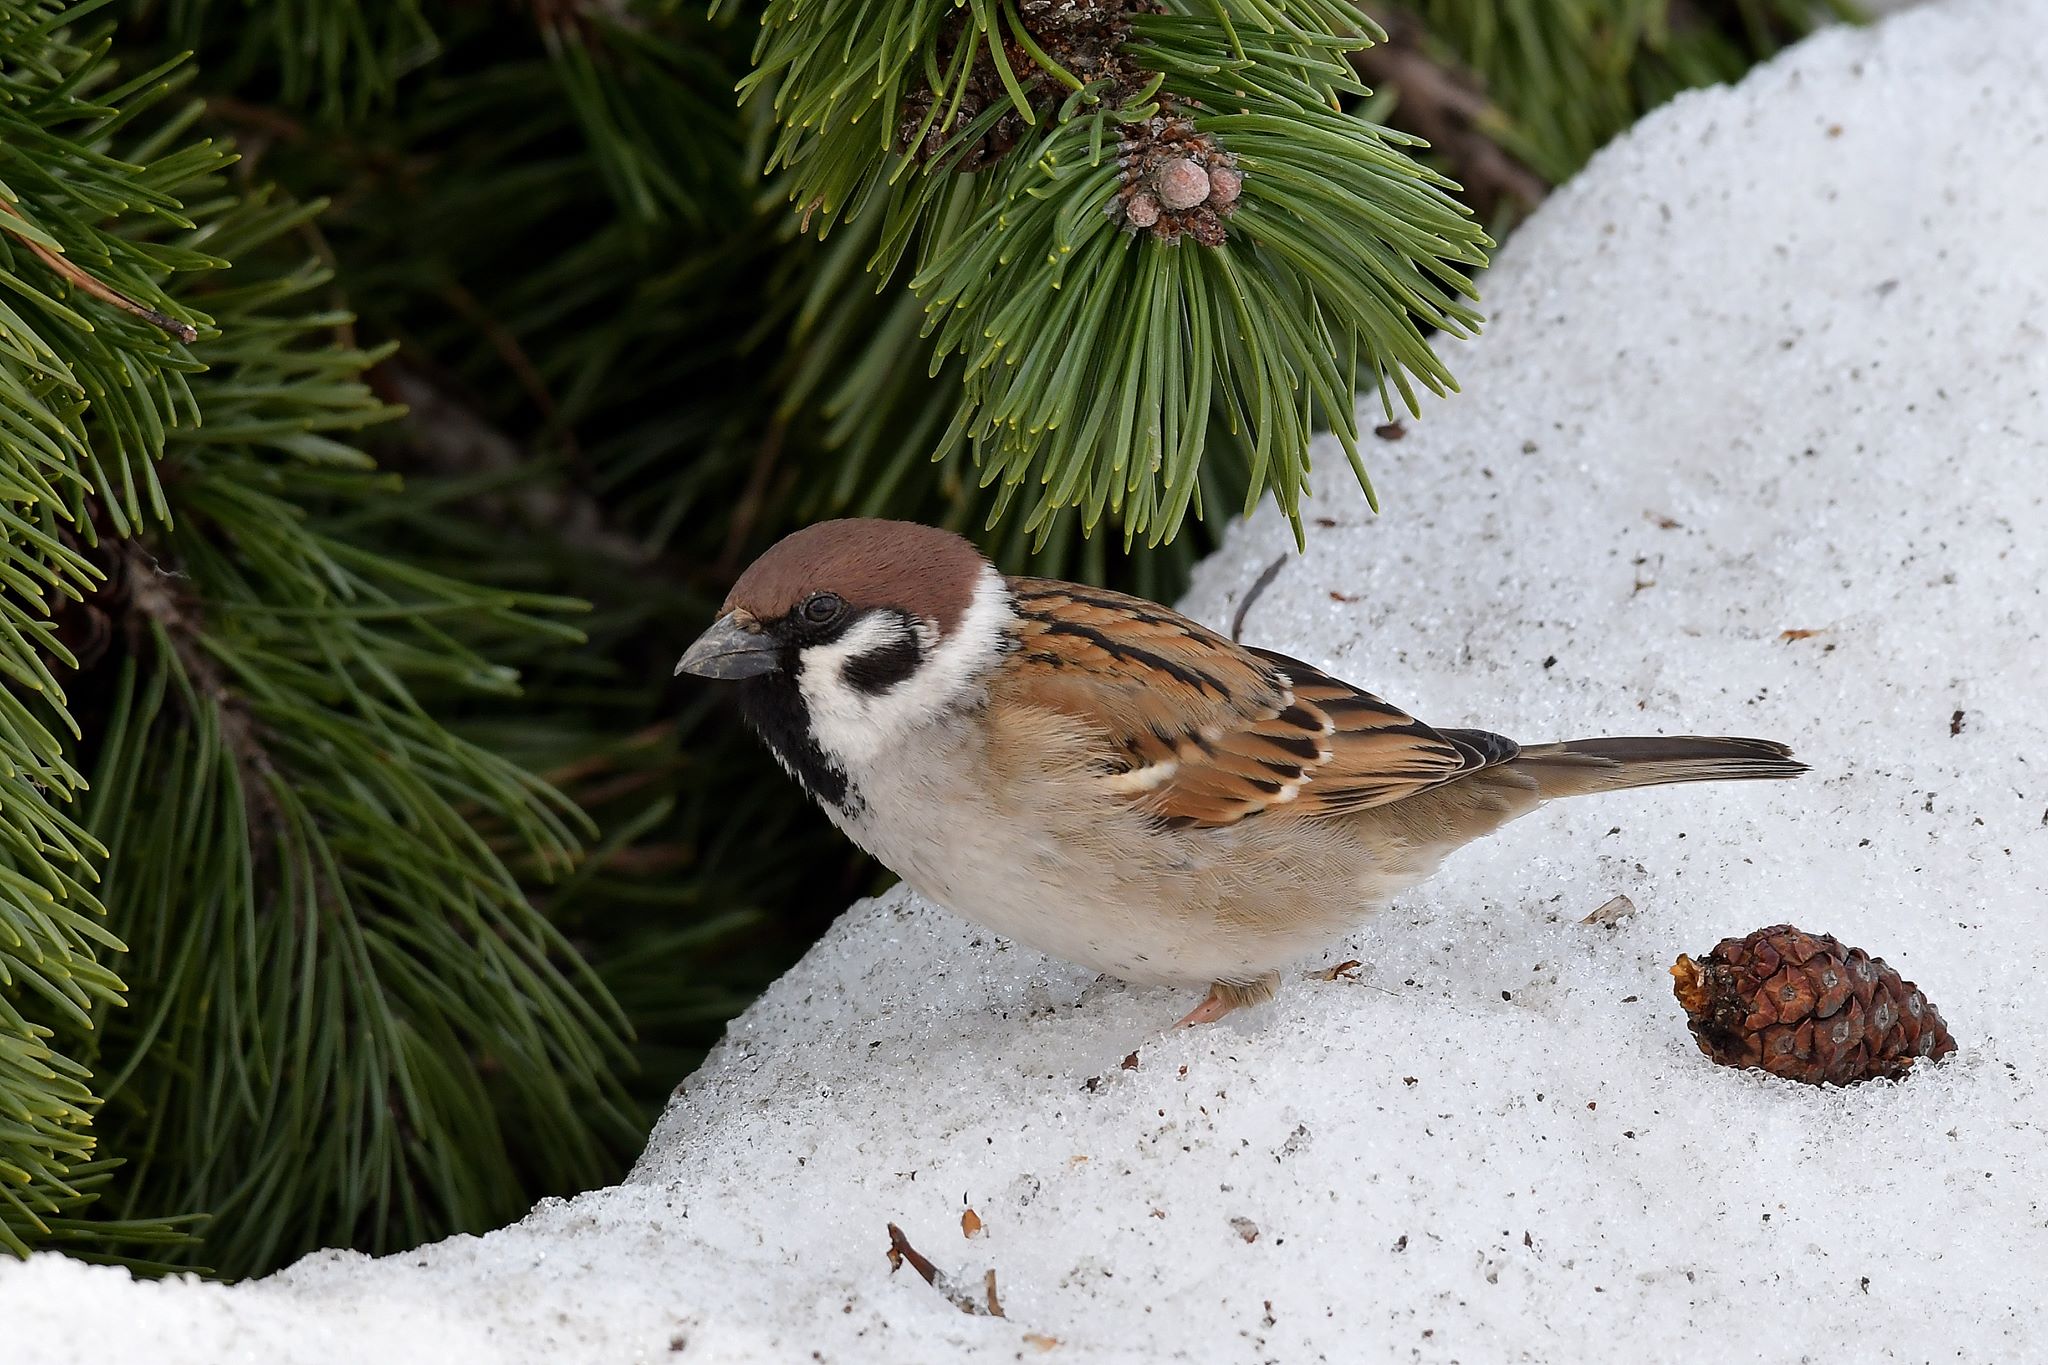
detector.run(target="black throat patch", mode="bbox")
[737,668,862,817]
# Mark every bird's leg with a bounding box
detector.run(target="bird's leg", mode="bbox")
[1172,973,1280,1028]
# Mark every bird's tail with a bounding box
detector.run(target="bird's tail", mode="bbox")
[1510,736,1806,800]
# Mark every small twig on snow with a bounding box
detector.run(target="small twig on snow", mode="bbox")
[1231,554,1290,643]
[885,1223,1006,1317]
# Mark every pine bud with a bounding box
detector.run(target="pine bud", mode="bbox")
[1123,193,1161,228]
[1154,158,1211,211]
[1206,166,1243,206]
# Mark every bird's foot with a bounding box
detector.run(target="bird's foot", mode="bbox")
[1173,987,1237,1028]
[1172,973,1280,1029]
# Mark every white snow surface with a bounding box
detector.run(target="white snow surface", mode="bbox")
[7,2,2047,1360]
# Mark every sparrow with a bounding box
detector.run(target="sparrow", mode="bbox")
[678,519,1805,1027]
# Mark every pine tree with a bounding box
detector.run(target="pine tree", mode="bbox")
[1,0,1847,1275]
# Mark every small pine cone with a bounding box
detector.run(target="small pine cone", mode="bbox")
[1671,925,1956,1086]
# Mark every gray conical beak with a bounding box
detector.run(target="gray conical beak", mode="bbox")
[675,613,781,679]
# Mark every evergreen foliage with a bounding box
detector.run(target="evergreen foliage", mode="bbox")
[738,0,1489,544]
[0,0,1850,1275]
[1,1,634,1272]
[1400,0,1856,186]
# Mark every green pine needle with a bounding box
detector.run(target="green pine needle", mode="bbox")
[2,0,638,1277]
[737,0,1490,545]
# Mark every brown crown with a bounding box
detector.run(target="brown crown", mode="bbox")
[724,519,988,630]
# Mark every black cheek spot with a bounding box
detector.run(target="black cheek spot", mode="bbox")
[842,630,922,695]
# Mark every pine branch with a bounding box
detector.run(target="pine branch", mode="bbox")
[78,213,644,1270]
[735,0,1489,546]
[3,4,643,1275]
[0,0,206,1263]
[371,362,654,566]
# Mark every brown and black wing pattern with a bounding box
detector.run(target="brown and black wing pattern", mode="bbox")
[1002,579,1515,827]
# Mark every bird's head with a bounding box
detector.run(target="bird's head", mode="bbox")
[678,519,1014,785]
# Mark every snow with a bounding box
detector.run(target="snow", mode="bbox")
[6,1,2046,1359]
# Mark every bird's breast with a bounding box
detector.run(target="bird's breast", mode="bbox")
[823,716,1400,987]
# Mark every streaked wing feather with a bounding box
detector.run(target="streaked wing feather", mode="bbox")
[1000,581,1517,827]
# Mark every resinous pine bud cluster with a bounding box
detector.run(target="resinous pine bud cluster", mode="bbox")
[1671,925,1956,1086]
[1110,117,1242,245]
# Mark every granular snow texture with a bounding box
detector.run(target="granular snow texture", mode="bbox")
[2,1,2043,1360]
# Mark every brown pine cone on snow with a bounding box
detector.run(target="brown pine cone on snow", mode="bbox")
[1671,925,1956,1086]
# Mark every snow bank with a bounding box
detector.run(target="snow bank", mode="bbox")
[6,2,2045,1359]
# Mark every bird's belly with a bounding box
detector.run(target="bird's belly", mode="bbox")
[831,761,1395,987]
[834,783,1179,980]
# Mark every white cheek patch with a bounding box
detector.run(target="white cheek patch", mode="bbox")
[797,566,1013,770]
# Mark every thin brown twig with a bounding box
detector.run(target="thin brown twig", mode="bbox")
[1355,9,1550,222]
[120,542,281,842]
[436,279,577,455]
[200,93,309,142]
[885,1223,1006,1317]
[717,418,788,578]
[534,720,675,788]
[1231,553,1289,643]
[886,1222,942,1283]
[373,362,651,565]
[0,199,200,344]
[291,216,358,353]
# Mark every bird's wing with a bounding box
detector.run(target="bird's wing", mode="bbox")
[1001,578,1517,828]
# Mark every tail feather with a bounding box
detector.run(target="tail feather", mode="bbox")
[1510,735,1806,799]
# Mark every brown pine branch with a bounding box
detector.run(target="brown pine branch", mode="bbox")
[371,362,651,566]
[1355,9,1551,223]
[0,199,200,343]
[119,542,277,794]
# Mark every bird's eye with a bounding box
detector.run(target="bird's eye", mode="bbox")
[800,592,846,627]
